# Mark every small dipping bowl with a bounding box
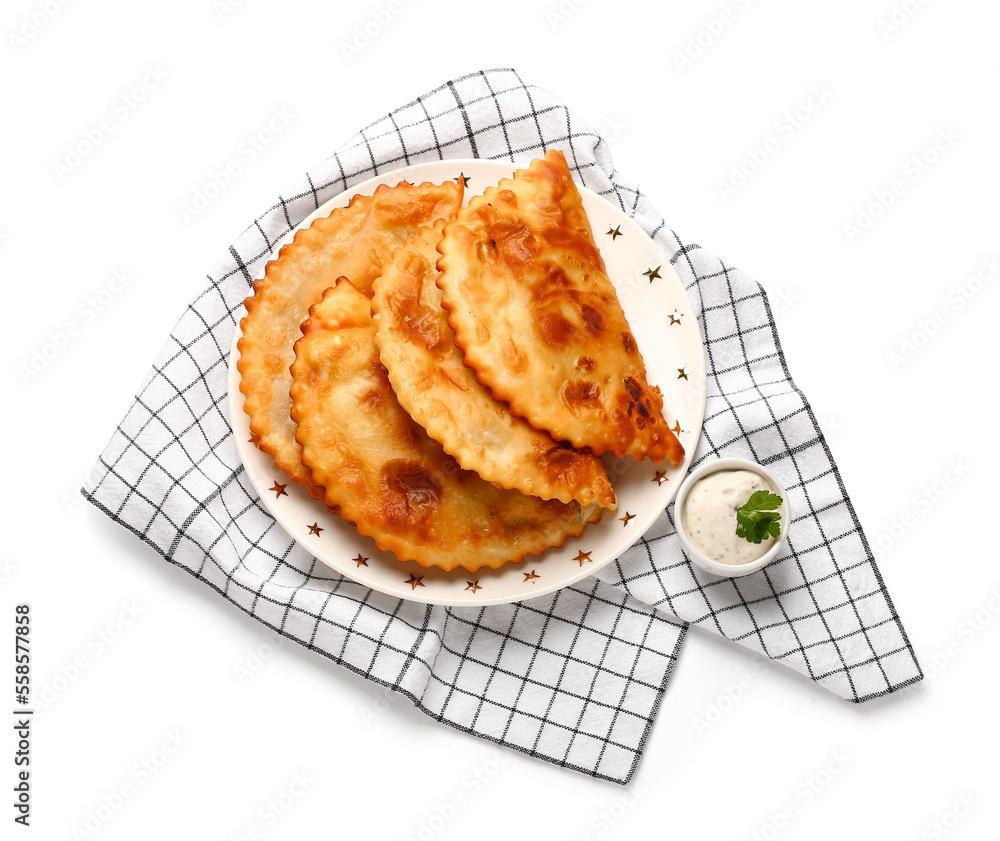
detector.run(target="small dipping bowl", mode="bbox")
[674,457,791,577]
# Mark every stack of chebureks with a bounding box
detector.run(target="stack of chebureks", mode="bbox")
[237,151,684,574]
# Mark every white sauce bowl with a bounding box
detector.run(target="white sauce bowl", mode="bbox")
[674,457,791,577]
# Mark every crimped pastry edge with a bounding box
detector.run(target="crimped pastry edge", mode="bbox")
[237,179,461,498]
[371,223,618,511]
[436,215,679,463]
[291,280,603,574]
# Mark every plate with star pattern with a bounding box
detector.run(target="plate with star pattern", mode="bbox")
[227,158,706,606]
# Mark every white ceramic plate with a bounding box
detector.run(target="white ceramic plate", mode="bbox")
[227,158,706,606]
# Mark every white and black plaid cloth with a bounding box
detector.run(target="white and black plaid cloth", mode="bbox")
[84,68,921,784]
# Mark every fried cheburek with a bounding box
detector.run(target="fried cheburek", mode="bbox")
[238,179,463,499]
[437,151,684,465]
[372,221,617,511]
[290,279,601,573]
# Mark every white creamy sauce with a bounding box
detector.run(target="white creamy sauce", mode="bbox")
[682,469,777,564]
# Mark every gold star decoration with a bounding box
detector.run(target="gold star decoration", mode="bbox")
[677,367,690,381]
[307,522,323,536]
[643,266,662,283]
[353,554,369,567]
[573,550,593,567]
[606,225,623,240]
[248,432,261,447]
[465,580,482,593]
[668,309,683,325]
[404,574,425,590]
[619,511,636,527]
[456,172,470,187]
[269,481,288,498]
[653,471,668,486]
[523,570,540,583]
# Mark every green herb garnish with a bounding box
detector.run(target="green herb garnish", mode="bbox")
[736,490,783,544]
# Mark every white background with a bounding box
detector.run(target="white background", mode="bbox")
[3,0,998,838]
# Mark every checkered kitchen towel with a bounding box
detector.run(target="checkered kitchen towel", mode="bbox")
[84,68,921,784]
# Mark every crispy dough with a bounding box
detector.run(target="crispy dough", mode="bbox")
[372,221,617,510]
[237,179,463,498]
[436,150,684,464]
[290,280,601,573]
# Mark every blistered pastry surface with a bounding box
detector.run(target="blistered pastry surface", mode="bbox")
[372,221,617,510]
[436,151,683,463]
[237,179,463,496]
[290,280,600,573]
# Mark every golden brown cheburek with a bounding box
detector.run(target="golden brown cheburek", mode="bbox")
[290,279,601,573]
[238,179,463,499]
[436,150,684,465]
[372,221,617,510]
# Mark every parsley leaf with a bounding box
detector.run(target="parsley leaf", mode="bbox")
[735,490,783,544]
